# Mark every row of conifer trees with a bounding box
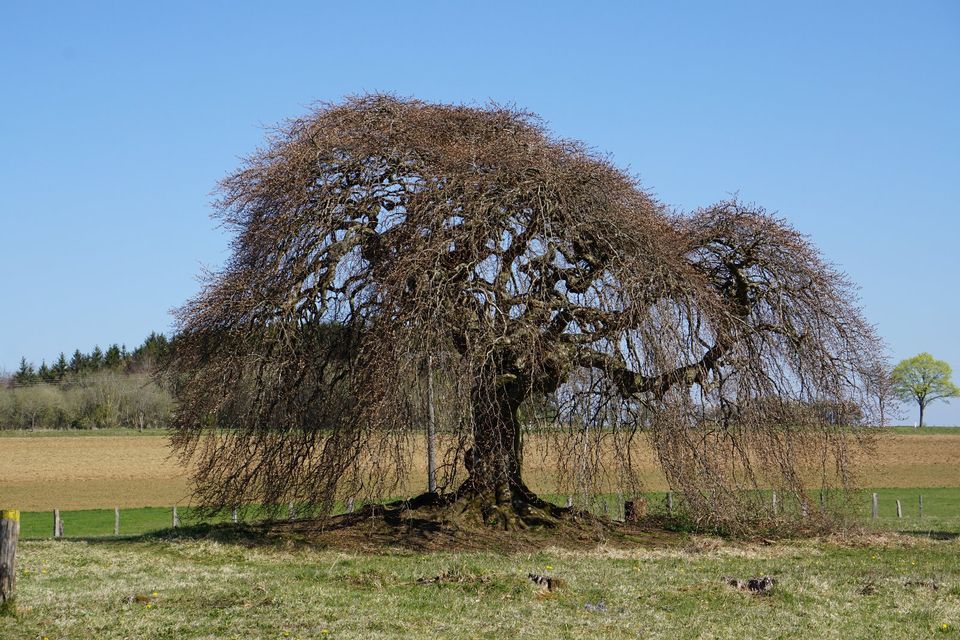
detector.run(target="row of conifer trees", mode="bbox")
[0,333,174,430]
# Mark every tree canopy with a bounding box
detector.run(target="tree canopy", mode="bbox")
[891,353,959,427]
[168,95,885,531]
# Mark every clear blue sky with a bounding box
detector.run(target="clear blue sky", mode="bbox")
[1,1,957,424]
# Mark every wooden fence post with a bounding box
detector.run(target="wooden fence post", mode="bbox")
[772,491,778,515]
[347,498,355,514]
[667,491,674,515]
[871,493,878,520]
[54,509,62,538]
[0,510,19,613]
[896,499,902,519]
[172,506,180,529]
[232,507,238,524]
[288,502,296,521]
[919,495,923,519]
[114,507,120,536]
[624,499,646,523]
[566,496,573,509]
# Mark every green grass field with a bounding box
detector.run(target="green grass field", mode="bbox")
[15,487,960,540]
[2,535,960,639]
[862,488,960,536]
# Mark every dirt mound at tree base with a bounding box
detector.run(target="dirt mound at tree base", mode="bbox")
[270,514,681,553]
[161,495,685,553]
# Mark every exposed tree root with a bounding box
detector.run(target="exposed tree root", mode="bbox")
[255,491,679,552]
[391,489,569,531]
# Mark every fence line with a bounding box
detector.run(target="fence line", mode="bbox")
[4,492,944,540]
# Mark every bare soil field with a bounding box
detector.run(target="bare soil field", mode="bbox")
[1,431,958,510]
[0,435,191,509]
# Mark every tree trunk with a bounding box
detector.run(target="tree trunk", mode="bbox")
[451,377,560,526]
[919,402,925,428]
[461,383,524,503]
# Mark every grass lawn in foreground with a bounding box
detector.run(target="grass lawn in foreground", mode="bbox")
[2,536,959,639]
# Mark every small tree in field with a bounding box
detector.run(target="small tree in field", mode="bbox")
[891,353,959,427]
[168,95,884,532]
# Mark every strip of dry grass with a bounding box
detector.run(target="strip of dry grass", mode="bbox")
[2,431,959,510]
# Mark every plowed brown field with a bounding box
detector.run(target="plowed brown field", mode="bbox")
[1,432,957,510]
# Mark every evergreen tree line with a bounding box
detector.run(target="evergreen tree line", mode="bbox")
[9,331,170,384]
[0,332,174,430]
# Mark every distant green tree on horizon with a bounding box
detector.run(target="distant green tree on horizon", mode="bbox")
[1,331,176,431]
[53,352,68,380]
[104,344,123,369]
[891,353,960,427]
[14,357,36,385]
[69,349,85,374]
[89,346,104,370]
[10,333,172,385]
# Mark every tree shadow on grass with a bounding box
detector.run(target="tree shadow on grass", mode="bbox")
[898,530,960,541]
[64,507,684,553]
[63,522,277,547]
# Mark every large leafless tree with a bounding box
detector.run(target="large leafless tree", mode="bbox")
[168,95,885,531]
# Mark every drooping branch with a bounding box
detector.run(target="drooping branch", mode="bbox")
[166,95,885,533]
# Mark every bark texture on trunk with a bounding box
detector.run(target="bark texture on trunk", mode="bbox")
[453,382,559,528]
[459,383,522,497]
